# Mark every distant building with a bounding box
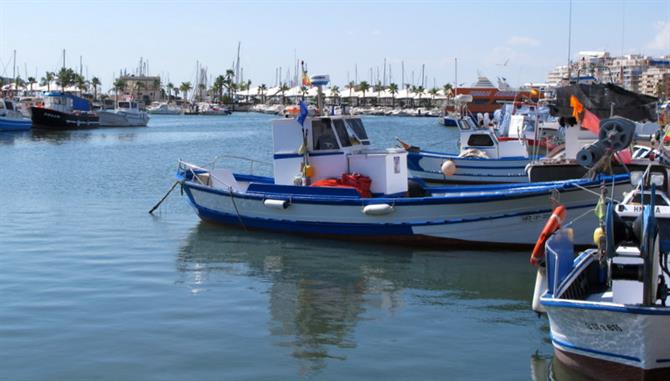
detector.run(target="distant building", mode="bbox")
[641,67,670,99]
[547,65,569,87]
[119,74,161,104]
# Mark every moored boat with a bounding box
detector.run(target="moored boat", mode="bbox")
[30,92,99,130]
[172,80,633,247]
[531,163,670,381]
[98,100,149,127]
[0,98,31,131]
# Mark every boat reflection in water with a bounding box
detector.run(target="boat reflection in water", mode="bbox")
[530,353,595,381]
[175,222,579,378]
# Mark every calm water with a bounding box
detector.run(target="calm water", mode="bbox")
[0,114,590,380]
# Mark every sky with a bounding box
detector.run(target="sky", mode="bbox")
[0,0,669,92]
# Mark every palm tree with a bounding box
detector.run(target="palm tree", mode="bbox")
[41,71,55,92]
[113,78,126,103]
[27,76,36,92]
[73,74,87,95]
[212,76,225,103]
[330,85,340,105]
[258,83,267,103]
[346,81,356,104]
[223,69,235,101]
[358,80,370,106]
[167,82,174,102]
[56,68,75,91]
[442,83,453,99]
[279,83,290,105]
[373,81,383,105]
[388,83,398,108]
[91,77,100,100]
[180,82,192,102]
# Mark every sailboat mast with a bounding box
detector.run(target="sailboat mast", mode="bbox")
[567,0,573,82]
[12,49,16,92]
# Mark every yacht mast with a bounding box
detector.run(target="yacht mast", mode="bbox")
[567,0,573,82]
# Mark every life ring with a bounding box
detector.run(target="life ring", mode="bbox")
[529,205,566,266]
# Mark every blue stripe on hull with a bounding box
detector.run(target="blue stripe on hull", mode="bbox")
[552,337,641,363]
[193,203,415,236]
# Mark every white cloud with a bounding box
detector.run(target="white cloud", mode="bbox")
[506,36,540,47]
[648,21,670,50]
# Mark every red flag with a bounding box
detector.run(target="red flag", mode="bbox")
[581,108,600,135]
[570,95,600,135]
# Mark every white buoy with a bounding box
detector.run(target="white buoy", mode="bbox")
[362,204,394,215]
[441,160,457,176]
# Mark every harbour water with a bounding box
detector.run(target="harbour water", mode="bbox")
[0,114,591,380]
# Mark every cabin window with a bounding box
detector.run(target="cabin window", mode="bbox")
[444,118,458,127]
[4,101,13,111]
[312,119,339,150]
[118,102,130,108]
[345,118,370,144]
[467,134,494,147]
[332,119,353,147]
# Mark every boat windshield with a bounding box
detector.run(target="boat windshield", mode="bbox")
[118,101,131,109]
[332,119,353,147]
[46,95,70,107]
[312,119,339,150]
[4,100,13,111]
[344,118,370,145]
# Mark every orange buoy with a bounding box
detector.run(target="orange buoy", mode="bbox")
[530,205,566,266]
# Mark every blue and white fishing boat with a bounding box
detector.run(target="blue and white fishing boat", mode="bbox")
[0,98,31,131]
[405,116,538,183]
[531,164,670,380]
[170,75,635,247]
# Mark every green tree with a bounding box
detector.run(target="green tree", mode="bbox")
[358,80,370,106]
[91,77,101,100]
[113,78,126,103]
[56,68,75,91]
[27,76,36,91]
[41,71,55,92]
[346,81,356,98]
[167,82,174,101]
[179,81,192,102]
[279,83,290,105]
[258,83,267,103]
[388,83,398,107]
[442,83,453,98]
[330,85,340,105]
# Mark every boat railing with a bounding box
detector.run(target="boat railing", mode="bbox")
[206,154,273,177]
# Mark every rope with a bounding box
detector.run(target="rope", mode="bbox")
[228,186,247,231]
[563,207,597,229]
[570,181,622,204]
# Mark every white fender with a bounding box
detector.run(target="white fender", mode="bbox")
[532,268,547,314]
[264,199,289,209]
[362,203,394,215]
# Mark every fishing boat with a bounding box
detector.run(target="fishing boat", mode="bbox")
[146,102,183,115]
[530,163,670,381]
[405,115,538,184]
[0,98,31,131]
[168,75,635,247]
[30,92,99,129]
[98,100,149,127]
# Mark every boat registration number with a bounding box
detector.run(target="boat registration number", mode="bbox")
[583,322,623,332]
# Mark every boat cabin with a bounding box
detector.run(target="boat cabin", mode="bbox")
[117,101,139,111]
[272,115,408,197]
[456,116,528,159]
[43,92,92,114]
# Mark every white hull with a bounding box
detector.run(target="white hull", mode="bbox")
[182,176,631,246]
[98,110,149,127]
[543,299,670,374]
